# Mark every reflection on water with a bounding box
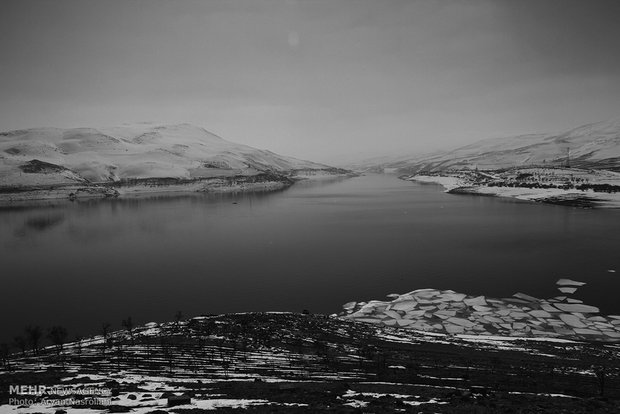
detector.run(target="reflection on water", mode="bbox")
[1,174,619,343]
[14,213,66,238]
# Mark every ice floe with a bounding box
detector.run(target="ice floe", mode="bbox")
[558,314,587,329]
[556,278,587,287]
[554,303,599,313]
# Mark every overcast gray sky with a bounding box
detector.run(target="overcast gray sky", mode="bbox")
[1,0,619,164]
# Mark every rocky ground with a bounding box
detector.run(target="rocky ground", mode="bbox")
[1,312,620,413]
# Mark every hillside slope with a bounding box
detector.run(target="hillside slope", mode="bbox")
[2,312,619,413]
[0,123,334,182]
[359,118,620,174]
[0,123,347,200]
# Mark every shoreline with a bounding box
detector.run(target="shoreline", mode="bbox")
[406,171,620,208]
[0,169,355,204]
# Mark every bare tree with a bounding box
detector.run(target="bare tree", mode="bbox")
[25,326,42,355]
[13,336,27,356]
[101,322,111,355]
[75,335,83,355]
[596,366,606,397]
[47,326,68,355]
[0,343,10,369]
[160,336,174,374]
[122,317,134,344]
[174,311,184,332]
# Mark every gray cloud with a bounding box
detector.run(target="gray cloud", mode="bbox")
[1,0,619,164]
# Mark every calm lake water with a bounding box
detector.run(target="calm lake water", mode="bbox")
[1,173,620,342]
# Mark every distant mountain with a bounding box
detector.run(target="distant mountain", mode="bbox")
[0,123,340,189]
[355,119,620,174]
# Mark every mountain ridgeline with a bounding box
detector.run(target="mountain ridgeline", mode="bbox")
[359,119,620,175]
[0,123,349,199]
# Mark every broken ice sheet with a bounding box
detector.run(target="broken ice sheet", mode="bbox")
[341,283,620,342]
[556,278,586,286]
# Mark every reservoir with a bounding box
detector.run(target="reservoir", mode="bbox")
[1,174,619,341]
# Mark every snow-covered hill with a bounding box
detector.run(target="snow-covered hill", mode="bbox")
[0,123,334,184]
[3,312,620,413]
[357,118,620,174]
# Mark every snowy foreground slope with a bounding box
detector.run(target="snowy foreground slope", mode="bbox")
[2,312,620,413]
[0,123,348,201]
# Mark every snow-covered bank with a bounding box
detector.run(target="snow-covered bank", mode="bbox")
[0,169,356,203]
[407,168,620,208]
[0,185,119,203]
[453,185,620,208]
[407,175,465,191]
[0,173,293,203]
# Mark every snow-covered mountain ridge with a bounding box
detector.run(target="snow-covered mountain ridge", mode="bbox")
[357,118,620,174]
[0,123,349,200]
